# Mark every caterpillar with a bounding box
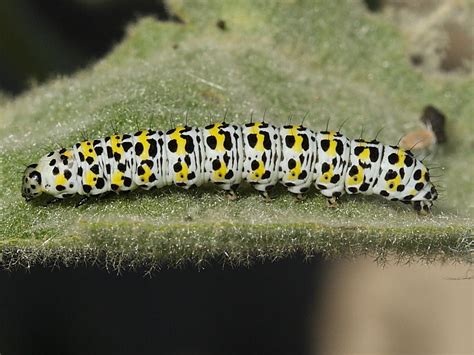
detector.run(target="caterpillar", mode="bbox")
[21,121,438,213]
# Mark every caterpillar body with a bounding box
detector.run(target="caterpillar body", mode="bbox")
[21,121,438,213]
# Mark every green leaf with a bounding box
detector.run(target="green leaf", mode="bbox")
[1,0,472,270]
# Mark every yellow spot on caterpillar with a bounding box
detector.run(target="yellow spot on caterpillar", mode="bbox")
[63,150,73,158]
[357,142,371,161]
[250,160,265,181]
[136,130,151,159]
[324,132,338,157]
[288,125,303,153]
[175,162,189,182]
[395,150,406,168]
[139,163,152,182]
[319,164,334,183]
[346,166,364,186]
[55,174,67,186]
[287,160,302,181]
[213,159,228,181]
[85,170,97,186]
[386,173,402,192]
[169,126,187,156]
[208,123,226,152]
[249,123,266,152]
[80,140,96,161]
[112,171,124,186]
[419,168,427,182]
[359,149,370,161]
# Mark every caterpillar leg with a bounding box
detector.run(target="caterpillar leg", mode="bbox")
[293,193,306,202]
[259,191,273,202]
[75,196,90,208]
[225,189,238,201]
[225,184,240,200]
[75,192,113,208]
[46,197,64,206]
[326,196,338,208]
[413,201,432,215]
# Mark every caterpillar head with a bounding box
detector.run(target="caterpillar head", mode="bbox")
[22,164,44,202]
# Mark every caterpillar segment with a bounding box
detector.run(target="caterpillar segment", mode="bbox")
[165,125,206,188]
[279,125,317,200]
[372,145,422,211]
[21,121,438,213]
[345,139,384,196]
[203,122,244,199]
[74,139,109,196]
[242,122,281,200]
[314,131,351,206]
[132,130,168,190]
[102,134,135,193]
[399,159,436,213]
